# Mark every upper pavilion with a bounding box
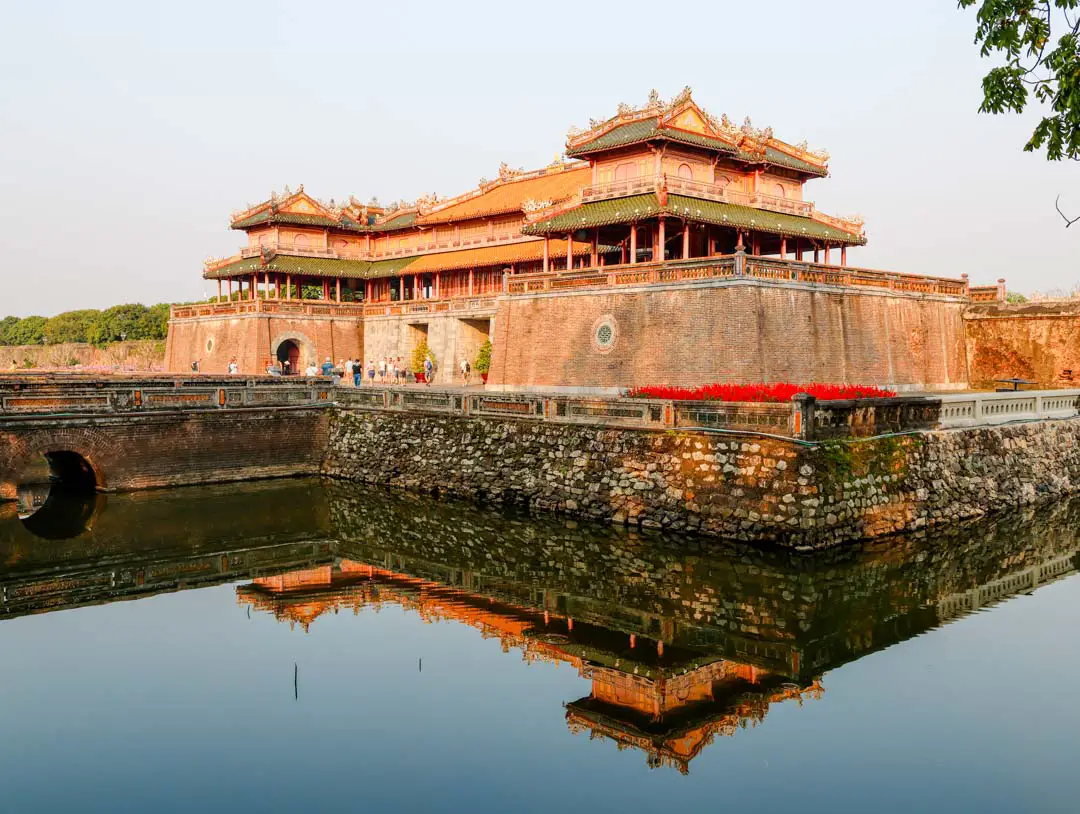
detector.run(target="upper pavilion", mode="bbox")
[200,88,872,306]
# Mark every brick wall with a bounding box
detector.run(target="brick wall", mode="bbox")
[166,314,363,374]
[0,407,328,499]
[363,313,492,385]
[965,300,1080,386]
[487,280,968,391]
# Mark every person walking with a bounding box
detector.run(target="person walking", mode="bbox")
[228,358,239,375]
[367,359,376,385]
[378,357,386,383]
[321,357,334,376]
[460,358,471,386]
[423,355,433,387]
[391,358,399,385]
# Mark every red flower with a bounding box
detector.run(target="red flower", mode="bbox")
[627,382,896,402]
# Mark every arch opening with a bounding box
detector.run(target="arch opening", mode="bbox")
[276,340,301,374]
[14,451,101,540]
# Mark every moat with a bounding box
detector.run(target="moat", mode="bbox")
[1,477,1078,813]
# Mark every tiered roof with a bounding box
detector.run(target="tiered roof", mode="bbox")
[565,87,830,178]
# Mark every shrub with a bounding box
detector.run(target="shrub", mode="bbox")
[410,341,435,375]
[627,382,896,402]
[474,339,492,374]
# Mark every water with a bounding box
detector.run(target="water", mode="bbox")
[1,478,1078,814]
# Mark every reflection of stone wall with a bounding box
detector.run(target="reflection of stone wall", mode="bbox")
[324,407,1080,548]
[325,480,1080,677]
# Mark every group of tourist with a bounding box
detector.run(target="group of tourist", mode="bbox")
[338,356,421,387]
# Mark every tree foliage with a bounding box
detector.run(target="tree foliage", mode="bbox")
[959,0,1080,161]
[0,303,170,346]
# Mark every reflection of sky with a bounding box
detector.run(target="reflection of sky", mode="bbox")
[0,576,1077,814]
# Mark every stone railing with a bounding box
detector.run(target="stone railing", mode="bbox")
[239,243,365,260]
[335,386,1080,440]
[937,390,1080,428]
[0,375,335,417]
[170,300,368,320]
[505,255,969,298]
[362,296,499,318]
[969,283,1006,303]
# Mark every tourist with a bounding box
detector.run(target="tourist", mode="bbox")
[391,358,399,385]
[305,361,319,377]
[266,361,282,376]
[321,357,334,377]
[351,359,362,387]
[190,359,200,373]
[367,359,376,385]
[423,355,433,386]
[398,357,405,384]
[378,357,387,383]
[282,359,291,376]
[460,358,471,386]
[228,358,239,375]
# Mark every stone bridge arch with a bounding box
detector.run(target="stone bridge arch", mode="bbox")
[270,331,317,372]
[0,426,116,500]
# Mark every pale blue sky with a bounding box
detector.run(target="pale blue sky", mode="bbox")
[1,0,1077,317]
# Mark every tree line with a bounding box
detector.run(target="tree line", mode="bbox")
[0,303,171,346]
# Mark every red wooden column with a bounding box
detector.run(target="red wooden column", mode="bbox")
[399,276,405,300]
[795,239,803,262]
[591,228,599,268]
[813,246,819,264]
[252,274,258,299]
[824,244,832,265]
[435,272,440,299]
[336,278,341,303]
[264,272,270,297]
[322,279,330,301]
[780,237,787,259]
[629,225,637,264]
[366,280,372,301]
[543,238,550,273]
[286,275,291,300]
[682,222,690,259]
[217,280,222,301]
[657,217,665,262]
[228,279,233,300]
[841,246,847,266]
[567,234,574,270]
[751,234,760,256]
[468,268,474,296]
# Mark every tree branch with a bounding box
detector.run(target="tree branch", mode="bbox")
[1056,195,1080,227]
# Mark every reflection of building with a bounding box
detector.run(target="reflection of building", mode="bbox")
[238,559,824,773]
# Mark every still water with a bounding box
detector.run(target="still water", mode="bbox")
[1,478,1078,813]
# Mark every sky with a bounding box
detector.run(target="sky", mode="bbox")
[1,0,1077,318]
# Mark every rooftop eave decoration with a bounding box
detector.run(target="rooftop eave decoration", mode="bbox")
[565,87,830,176]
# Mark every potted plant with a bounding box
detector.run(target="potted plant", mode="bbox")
[474,339,492,384]
[410,341,435,383]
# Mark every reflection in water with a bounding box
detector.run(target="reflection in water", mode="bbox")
[2,478,1078,776]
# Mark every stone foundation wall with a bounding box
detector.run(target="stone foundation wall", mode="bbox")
[487,280,969,392]
[323,408,1080,550]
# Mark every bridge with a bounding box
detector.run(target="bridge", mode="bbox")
[0,374,332,500]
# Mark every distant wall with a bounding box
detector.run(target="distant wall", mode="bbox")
[964,300,1080,387]
[0,341,164,372]
[487,280,969,392]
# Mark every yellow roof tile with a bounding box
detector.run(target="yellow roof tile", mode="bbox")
[417,166,590,225]
[405,238,591,274]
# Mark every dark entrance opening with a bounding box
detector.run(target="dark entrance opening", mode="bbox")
[16,451,101,540]
[277,340,301,375]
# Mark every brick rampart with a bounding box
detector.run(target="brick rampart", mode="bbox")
[964,299,1080,387]
[487,279,969,392]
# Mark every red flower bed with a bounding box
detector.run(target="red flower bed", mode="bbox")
[627,382,896,402]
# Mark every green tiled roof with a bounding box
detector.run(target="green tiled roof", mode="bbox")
[763,147,827,177]
[231,211,361,231]
[665,195,863,244]
[369,211,418,231]
[204,253,371,280]
[523,194,864,245]
[566,118,738,157]
[365,256,418,279]
[520,195,661,234]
